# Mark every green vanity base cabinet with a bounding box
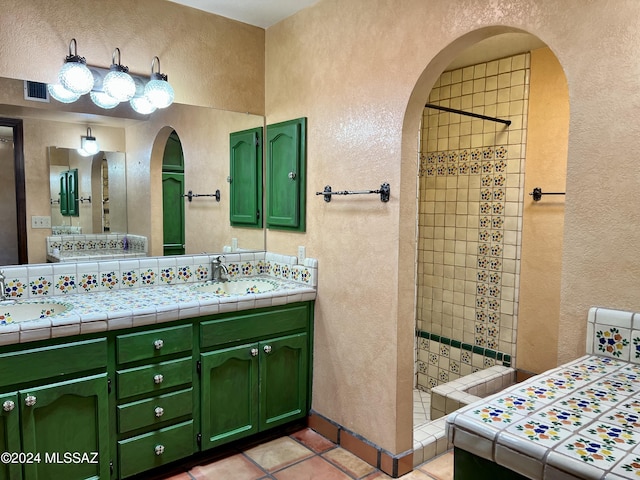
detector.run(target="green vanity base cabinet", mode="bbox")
[21,374,111,480]
[0,392,21,480]
[0,338,110,480]
[200,304,311,451]
[454,447,528,480]
[117,420,194,479]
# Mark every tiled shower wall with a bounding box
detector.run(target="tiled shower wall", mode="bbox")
[416,53,530,391]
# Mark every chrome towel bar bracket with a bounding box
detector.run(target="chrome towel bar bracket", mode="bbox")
[529,187,565,202]
[316,183,390,203]
[182,189,221,202]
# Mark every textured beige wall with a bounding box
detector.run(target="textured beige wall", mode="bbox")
[517,47,568,374]
[266,0,640,454]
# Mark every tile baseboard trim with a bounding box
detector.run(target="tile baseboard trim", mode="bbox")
[308,410,413,478]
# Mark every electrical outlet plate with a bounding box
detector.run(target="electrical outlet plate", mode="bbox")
[31,215,51,229]
[297,246,306,263]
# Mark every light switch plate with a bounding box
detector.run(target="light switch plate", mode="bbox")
[297,246,305,264]
[31,215,51,228]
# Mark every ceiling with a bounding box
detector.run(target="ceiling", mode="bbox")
[167,0,320,28]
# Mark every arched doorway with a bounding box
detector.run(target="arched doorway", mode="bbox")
[162,130,185,256]
[400,28,569,459]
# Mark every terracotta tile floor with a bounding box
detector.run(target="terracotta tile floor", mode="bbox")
[156,428,453,480]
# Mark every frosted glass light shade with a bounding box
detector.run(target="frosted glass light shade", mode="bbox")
[48,84,81,103]
[144,77,175,109]
[90,91,120,109]
[59,61,94,95]
[80,136,100,156]
[130,96,157,114]
[77,148,94,157]
[103,70,135,102]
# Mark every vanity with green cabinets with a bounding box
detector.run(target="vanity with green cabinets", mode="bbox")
[0,251,317,480]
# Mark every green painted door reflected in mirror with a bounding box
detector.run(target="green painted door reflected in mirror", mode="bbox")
[162,131,185,256]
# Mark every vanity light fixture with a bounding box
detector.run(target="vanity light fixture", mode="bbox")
[144,56,175,109]
[58,38,94,95]
[77,127,100,157]
[90,90,120,109]
[102,48,136,102]
[50,40,174,115]
[47,83,81,103]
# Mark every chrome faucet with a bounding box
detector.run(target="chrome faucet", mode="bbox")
[0,271,7,302]
[211,256,228,282]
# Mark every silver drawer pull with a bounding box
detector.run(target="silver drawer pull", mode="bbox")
[154,406,164,418]
[263,345,272,354]
[24,395,37,407]
[250,348,259,357]
[2,400,15,412]
[154,339,164,350]
[153,374,164,384]
[154,444,165,456]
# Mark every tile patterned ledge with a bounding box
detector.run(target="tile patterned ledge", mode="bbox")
[447,307,640,480]
[0,251,318,346]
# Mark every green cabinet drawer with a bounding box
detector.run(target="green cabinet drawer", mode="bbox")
[116,324,193,365]
[118,420,194,478]
[117,357,192,400]
[201,304,309,348]
[117,388,193,434]
[0,338,107,389]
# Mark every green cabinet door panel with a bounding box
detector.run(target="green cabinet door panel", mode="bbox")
[266,118,306,231]
[0,392,21,480]
[230,127,263,227]
[162,172,185,256]
[59,169,79,217]
[20,374,110,480]
[200,344,259,449]
[259,333,308,429]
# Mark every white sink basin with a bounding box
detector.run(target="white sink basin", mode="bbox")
[0,301,70,325]
[192,278,279,296]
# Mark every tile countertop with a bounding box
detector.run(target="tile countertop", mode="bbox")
[446,354,640,480]
[0,276,316,346]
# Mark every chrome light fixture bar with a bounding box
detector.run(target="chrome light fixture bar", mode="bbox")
[49,39,175,114]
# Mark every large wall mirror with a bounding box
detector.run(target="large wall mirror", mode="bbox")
[0,76,265,264]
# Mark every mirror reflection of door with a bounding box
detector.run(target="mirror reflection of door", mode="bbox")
[0,119,26,265]
[162,130,185,256]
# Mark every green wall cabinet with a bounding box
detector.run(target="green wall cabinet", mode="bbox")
[266,118,307,231]
[162,172,185,256]
[229,127,263,227]
[0,302,313,479]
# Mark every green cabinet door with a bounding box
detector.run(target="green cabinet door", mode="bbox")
[230,127,263,227]
[266,118,306,231]
[259,333,308,429]
[162,172,185,256]
[200,344,259,449]
[0,392,21,480]
[20,373,110,480]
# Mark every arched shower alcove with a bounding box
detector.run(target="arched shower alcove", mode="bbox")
[398,27,569,464]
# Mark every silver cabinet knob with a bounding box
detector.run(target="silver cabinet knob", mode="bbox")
[2,400,15,412]
[250,348,259,357]
[288,171,297,180]
[154,406,164,418]
[154,339,164,350]
[153,374,164,384]
[154,444,165,456]
[263,345,272,354]
[24,395,36,407]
